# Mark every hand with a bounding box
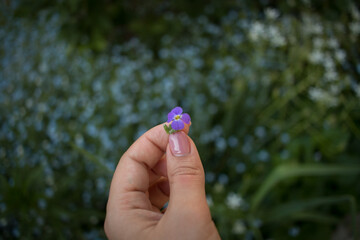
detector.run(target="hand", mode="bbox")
[104,123,220,240]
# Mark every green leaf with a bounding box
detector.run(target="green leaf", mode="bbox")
[163,124,172,134]
[163,123,178,135]
[261,195,358,239]
[262,195,354,223]
[290,212,339,224]
[253,166,360,239]
[251,164,360,211]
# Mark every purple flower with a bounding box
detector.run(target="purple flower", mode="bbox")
[167,107,191,131]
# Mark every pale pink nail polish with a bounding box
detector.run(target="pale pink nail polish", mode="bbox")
[169,131,190,157]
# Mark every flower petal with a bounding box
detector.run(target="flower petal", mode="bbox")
[171,106,183,115]
[181,113,191,124]
[171,120,184,130]
[167,111,176,123]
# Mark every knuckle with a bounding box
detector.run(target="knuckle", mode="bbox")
[170,164,202,177]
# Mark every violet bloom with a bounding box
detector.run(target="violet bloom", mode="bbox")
[167,107,191,131]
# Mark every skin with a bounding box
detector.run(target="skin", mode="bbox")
[104,123,221,240]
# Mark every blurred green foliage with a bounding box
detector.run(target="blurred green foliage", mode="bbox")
[9,0,358,51]
[1,0,360,239]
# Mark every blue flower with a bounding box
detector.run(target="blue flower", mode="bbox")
[166,106,191,131]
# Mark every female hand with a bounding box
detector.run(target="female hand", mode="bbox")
[104,123,220,240]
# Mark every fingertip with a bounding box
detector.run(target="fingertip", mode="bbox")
[183,122,191,134]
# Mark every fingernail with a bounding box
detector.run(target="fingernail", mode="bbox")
[169,131,190,157]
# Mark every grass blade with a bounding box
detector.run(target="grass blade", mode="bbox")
[251,164,360,211]
[69,142,112,174]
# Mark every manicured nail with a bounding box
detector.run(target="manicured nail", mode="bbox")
[169,131,190,157]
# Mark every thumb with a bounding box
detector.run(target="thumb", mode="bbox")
[166,131,208,213]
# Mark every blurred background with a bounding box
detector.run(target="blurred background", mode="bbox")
[1,0,360,239]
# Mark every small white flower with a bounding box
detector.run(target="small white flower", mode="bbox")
[265,8,280,20]
[268,26,286,47]
[330,85,341,95]
[308,87,339,107]
[313,23,323,34]
[350,4,360,20]
[335,49,346,62]
[206,195,214,207]
[353,84,360,98]
[306,21,323,35]
[323,56,335,70]
[309,87,326,100]
[272,35,286,47]
[226,192,243,209]
[249,21,265,41]
[350,22,360,35]
[309,50,323,64]
[232,220,246,234]
[327,38,339,49]
[324,69,338,82]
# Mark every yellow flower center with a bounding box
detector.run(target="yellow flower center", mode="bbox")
[174,115,181,120]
